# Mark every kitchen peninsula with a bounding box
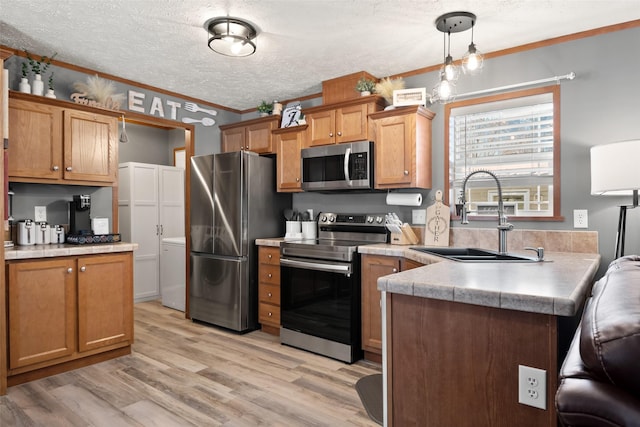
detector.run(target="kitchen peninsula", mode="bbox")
[362,245,601,427]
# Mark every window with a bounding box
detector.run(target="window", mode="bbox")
[445,86,561,220]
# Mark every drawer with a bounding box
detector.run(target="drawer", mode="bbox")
[259,302,280,325]
[259,246,280,265]
[259,264,280,284]
[259,283,280,305]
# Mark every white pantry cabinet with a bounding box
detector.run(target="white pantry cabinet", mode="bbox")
[118,162,185,302]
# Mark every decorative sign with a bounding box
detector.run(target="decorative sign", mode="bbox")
[280,101,302,128]
[424,190,450,246]
[393,87,427,107]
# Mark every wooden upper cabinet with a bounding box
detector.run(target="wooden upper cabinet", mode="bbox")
[370,105,435,189]
[221,125,245,152]
[8,92,120,186]
[305,96,384,147]
[220,116,278,154]
[8,98,63,180]
[274,125,307,192]
[63,109,117,183]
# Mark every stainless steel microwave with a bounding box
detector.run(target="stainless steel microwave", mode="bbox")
[301,140,374,191]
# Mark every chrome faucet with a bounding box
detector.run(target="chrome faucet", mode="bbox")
[460,170,514,254]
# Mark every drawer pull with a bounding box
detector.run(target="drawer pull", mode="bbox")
[267,273,272,278]
[80,266,86,272]
[66,166,73,172]
[392,268,397,273]
[53,165,59,171]
[268,312,273,317]
[268,292,272,297]
[268,254,272,259]
[67,267,73,273]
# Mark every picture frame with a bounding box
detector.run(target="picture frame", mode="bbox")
[393,87,427,107]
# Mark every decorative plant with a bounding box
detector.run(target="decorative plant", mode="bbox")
[355,77,376,93]
[73,74,125,105]
[21,62,29,78]
[257,100,273,114]
[48,72,55,91]
[25,49,57,75]
[375,77,406,104]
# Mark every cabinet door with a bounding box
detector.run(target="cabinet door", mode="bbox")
[8,98,63,180]
[361,255,401,354]
[130,164,160,301]
[246,120,275,153]
[276,129,304,192]
[77,253,133,352]
[159,166,185,238]
[306,110,335,146]
[374,114,414,187]
[336,103,369,143]
[63,109,117,182]
[8,259,76,369]
[221,126,245,152]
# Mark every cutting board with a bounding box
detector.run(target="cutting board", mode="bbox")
[423,190,450,246]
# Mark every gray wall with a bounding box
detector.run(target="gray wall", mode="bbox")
[293,26,640,272]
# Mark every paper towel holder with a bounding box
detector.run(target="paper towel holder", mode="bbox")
[385,192,423,207]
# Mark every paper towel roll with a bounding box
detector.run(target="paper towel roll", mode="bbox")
[386,193,422,206]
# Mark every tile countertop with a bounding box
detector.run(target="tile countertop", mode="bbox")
[360,244,601,317]
[5,242,139,260]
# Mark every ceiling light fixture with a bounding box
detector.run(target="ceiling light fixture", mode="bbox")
[206,17,257,57]
[432,12,480,104]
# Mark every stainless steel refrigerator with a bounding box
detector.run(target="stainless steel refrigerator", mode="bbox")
[189,151,290,332]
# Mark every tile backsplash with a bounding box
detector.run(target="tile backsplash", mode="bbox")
[411,226,598,254]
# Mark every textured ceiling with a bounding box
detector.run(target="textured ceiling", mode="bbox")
[1,0,639,111]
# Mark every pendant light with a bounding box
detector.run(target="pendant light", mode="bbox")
[432,32,457,104]
[432,12,481,104]
[462,21,484,75]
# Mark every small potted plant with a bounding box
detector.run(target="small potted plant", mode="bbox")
[257,100,273,117]
[355,77,376,96]
[25,49,57,96]
[45,72,56,98]
[19,62,31,93]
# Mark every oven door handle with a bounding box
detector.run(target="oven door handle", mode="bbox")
[280,257,352,275]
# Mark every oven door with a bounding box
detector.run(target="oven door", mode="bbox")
[280,256,361,346]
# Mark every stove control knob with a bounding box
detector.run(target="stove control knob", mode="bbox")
[366,216,374,223]
[329,216,336,222]
[320,215,327,222]
[376,216,384,224]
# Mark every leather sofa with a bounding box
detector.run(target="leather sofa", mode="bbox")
[556,255,640,427]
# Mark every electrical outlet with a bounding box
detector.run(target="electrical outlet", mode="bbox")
[412,209,426,225]
[518,365,547,410]
[573,209,588,228]
[34,206,47,222]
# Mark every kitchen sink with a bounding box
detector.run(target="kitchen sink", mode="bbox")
[410,247,540,263]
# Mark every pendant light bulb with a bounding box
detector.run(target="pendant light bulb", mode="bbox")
[442,54,459,82]
[462,42,484,75]
[462,24,483,75]
[431,72,456,104]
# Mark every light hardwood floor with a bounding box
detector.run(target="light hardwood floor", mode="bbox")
[1,301,381,426]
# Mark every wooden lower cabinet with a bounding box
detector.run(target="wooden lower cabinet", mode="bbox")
[258,246,281,335]
[361,254,422,362]
[6,252,133,385]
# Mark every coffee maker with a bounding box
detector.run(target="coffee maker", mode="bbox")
[69,195,92,235]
